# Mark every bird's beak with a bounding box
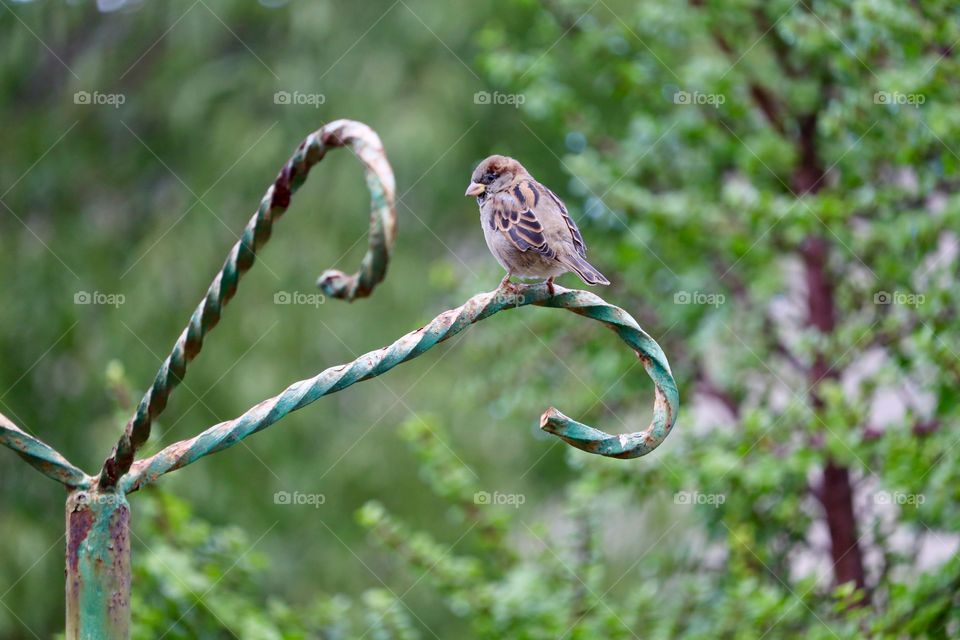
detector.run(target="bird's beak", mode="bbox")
[465,182,485,197]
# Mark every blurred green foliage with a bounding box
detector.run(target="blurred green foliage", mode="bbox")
[2,0,959,638]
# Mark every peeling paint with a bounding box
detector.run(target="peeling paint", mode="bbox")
[66,489,131,640]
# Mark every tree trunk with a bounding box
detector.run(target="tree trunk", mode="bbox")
[801,237,868,597]
[818,460,867,592]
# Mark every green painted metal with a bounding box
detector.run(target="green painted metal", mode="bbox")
[0,119,679,639]
[98,119,398,489]
[120,283,678,492]
[0,411,90,488]
[65,489,131,639]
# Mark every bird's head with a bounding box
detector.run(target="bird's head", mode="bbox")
[465,155,528,200]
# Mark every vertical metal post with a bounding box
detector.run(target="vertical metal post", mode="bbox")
[65,489,131,640]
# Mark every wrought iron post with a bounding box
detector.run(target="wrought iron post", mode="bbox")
[65,488,131,639]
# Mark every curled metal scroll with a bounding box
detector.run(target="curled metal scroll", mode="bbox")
[120,284,678,493]
[98,120,397,488]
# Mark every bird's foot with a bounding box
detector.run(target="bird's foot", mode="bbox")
[499,274,519,293]
[545,277,555,296]
[497,274,526,306]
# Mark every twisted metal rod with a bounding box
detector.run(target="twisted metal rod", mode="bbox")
[0,411,90,488]
[99,120,397,488]
[120,283,678,493]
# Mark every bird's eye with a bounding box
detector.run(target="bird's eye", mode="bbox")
[483,171,498,184]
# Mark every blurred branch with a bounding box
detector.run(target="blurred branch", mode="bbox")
[763,315,805,373]
[912,418,942,436]
[0,411,89,488]
[792,113,825,194]
[750,7,801,78]
[120,284,679,493]
[804,234,869,597]
[98,119,397,489]
[865,418,943,440]
[538,0,586,34]
[754,9,872,595]
[689,0,786,134]
[695,373,739,418]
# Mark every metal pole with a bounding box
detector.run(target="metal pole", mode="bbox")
[65,489,131,640]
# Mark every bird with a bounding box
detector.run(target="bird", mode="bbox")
[465,155,609,295]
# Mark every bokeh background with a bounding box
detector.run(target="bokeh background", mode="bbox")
[1,0,959,637]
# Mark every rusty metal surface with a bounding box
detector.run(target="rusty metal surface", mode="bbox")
[98,119,397,488]
[66,489,131,639]
[0,411,90,488]
[121,283,678,493]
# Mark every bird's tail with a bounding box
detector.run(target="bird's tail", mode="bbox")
[559,254,610,286]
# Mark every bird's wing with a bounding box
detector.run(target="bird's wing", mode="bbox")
[489,180,556,258]
[539,183,587,258]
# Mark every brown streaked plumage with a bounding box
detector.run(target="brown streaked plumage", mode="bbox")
[465,155,609,292]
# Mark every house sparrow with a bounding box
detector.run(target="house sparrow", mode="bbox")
[465,155,609,293]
